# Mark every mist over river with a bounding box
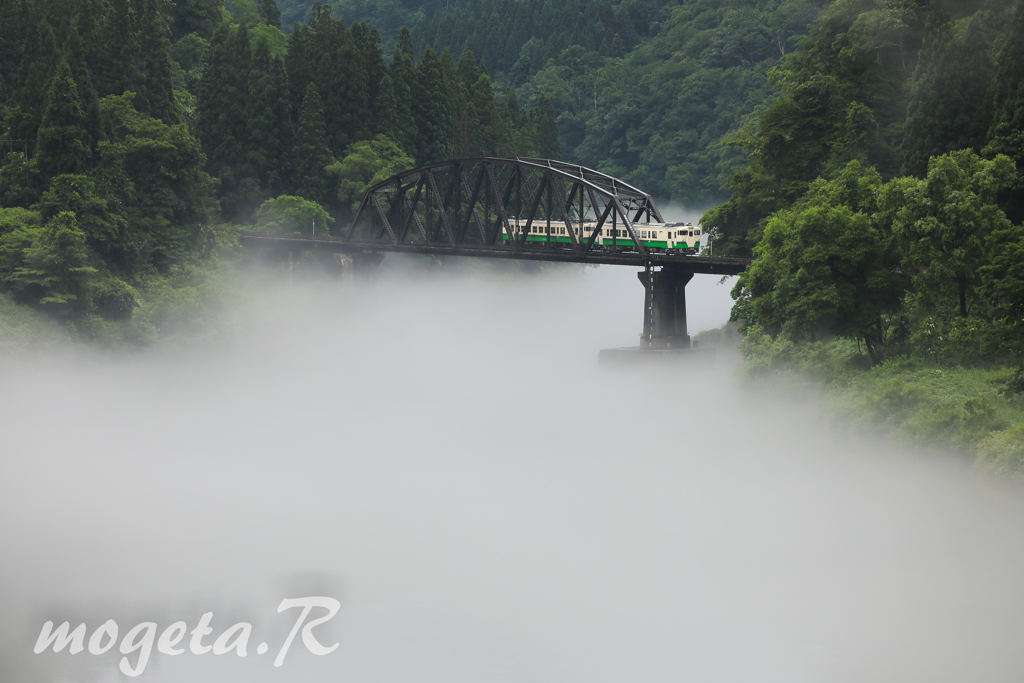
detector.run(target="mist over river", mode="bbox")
[3,261,1024,683]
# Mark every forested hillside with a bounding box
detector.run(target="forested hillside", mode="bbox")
[709,0,1024,471]
[718,0,1024,359]
[0,0,558,333]
[275,0,828,205]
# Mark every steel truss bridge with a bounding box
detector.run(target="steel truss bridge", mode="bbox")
[238,158,751,350]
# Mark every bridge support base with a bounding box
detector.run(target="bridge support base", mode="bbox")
[597,266,711,370]
[598,345,715,370]
[347,251,385,281]
[639,266,693,349]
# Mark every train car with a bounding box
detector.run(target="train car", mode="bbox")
[500,219,701,252]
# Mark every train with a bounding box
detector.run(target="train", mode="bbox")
[500,219,701,252]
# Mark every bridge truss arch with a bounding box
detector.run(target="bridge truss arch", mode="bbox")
[346,157,666,257]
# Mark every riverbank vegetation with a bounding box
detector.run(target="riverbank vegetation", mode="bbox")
[736,331,1024,478]
[706,0,1024,473]
[0,0,560,341]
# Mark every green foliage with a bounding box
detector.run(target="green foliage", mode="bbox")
[980,221,1024,360]
[901,12,998,177]
[97,93,216,272]
[38,175,127,273]
[879,150,1017,318]
[327,135,414,215]
[258,0,283,27]
[35,58,90,179]
[984,0,1024,224]
[6,211,97,318]
[255,195,331,234]
[170,0,224,41]
[0,152,44,207]
[977,422,1024,478]
[292,83,336,208]
[411,47,454,165]
[731,162,904,363]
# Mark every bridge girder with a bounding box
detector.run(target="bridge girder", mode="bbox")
[346,157,666,256]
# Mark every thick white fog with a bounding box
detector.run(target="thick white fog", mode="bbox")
[3,259,1024,683]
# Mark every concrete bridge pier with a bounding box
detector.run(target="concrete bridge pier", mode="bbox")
[639,266,693,350]
[346,251,385,282]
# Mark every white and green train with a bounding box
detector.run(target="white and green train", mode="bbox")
[501,219,701,251]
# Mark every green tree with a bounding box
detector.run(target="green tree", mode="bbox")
[98,0,139,100]
[133,0,178,123]
[731,162,904,364]
[327,134,414,218]
[97,93,215,272]
[292,83,336,208]
[38,175,127,274]
[61,19,103,161]
[980,222,1024,371]
[902,13,996,177]
[984,0,1024,224]
[0,0,27,100]
[879,150,1017,319]
[169,0,223,41]
[255,195,331,235]
[7,211,97,318]
[387,29,418,158]
[8,14,58,146]
[196,23,254,220]
[412,47,454,164]
[468,71,497,157]
[532,94,561,160]
[246,38,294,199]
[35,58,90,179]
[257,0,282,28]
[0,153,43,207]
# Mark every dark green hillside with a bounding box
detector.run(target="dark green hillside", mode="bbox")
[261,0,829,206]
[0,0,557,339]
[711,0,1024,467]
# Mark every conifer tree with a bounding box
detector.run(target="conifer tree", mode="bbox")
[469,71,498,157]
[388,33,418,158]
[98,0,139,99]
[292,83,335,208]
[10,211,96,318]
[375,73,400,146]
[902,15,995,177]
[257,0,281,29]
[0,0,27,102]
[8,15,58,146]
[285,23,313,114]
[319,29,371,155]
[532,95,561,160]
[35,58,89,179]
[985,0,1024,223]
[197,24,253,220]
[353,23,387,126]
[397,26,414,60]
[170,0,223,41]
[412,47,454,164]
[247,39,294,198]
[61,20,102,162]
[133,0,177,123]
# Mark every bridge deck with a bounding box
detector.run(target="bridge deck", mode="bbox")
[237,232,751,275]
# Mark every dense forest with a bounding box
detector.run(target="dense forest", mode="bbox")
[715,0,1024,372]
[0,0,559,329]
[276,0,828,205]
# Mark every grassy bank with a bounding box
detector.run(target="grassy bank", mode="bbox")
[735,328,1024,479]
